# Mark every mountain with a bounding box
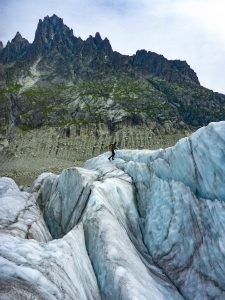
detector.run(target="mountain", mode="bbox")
[0,14,199,84]
[0,14,224,168]
[0,121,225,299]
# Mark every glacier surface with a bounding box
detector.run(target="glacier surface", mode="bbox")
[0,121,225,299]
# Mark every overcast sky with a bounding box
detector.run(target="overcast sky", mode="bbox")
[0,0,225,94]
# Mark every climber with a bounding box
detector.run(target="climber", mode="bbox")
[108,142,117,160]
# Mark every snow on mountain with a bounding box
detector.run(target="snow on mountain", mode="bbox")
[0,121,225,299]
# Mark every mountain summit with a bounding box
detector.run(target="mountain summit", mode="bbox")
[0,32,29,62]
[32,15,75,50]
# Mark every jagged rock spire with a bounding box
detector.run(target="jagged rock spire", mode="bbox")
[0,32,29,62]
[12,32,23,42]
[94,32,102,45]
[34,14,73,43]
[31,13,76,57]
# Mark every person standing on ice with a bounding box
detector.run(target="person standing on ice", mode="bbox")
[108,142,117,160]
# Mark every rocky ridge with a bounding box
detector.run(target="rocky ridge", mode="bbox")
[0,15,199,84]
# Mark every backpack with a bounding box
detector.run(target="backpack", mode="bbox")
[108,144,113,151]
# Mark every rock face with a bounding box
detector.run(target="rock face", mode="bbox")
[132,50,199,84]
[0,32,30,63]
[0,121,225,299]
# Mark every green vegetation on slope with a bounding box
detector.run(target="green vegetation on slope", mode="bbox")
[0,77,224,133]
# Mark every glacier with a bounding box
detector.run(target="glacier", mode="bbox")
[0,121,225,299]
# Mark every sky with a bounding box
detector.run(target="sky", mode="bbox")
[0,0,225,94]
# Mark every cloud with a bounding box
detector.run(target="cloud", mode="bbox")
[91,0,137,14]
[0,0,225,94]
[173,0,225,45]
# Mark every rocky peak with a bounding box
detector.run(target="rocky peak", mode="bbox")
[132,50,199,85]
[10,32,29,46]
[133,49,165,66]
[80,34,113,61]
[80,36,98,59]
[34,14,73,44]
[48,14,63,26]
[85,35,97,46]
[31,14,76,56]
[170,59,200,85]
[88,33,112,54]
[94,32,102,45]
[0,32,29,62]
[42,14,66,32]
[12,32,23,43]
[99,37,113,54]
